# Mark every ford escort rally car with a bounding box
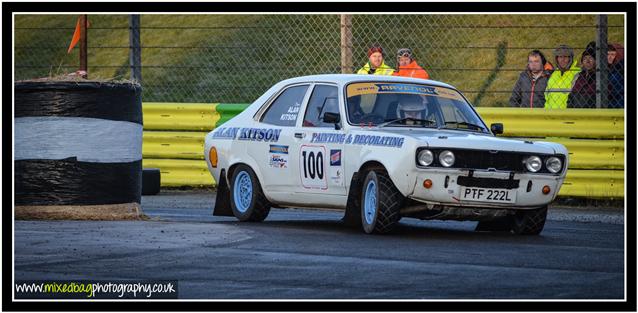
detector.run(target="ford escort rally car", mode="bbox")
[204,74,568,235]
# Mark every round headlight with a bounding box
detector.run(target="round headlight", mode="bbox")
[439,150,455,167]
[545,156,562,173]
[525,156,542,172]
[417,149,434,166]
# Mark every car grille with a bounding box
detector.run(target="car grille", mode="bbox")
[416,148,565,174]
[453,149,526,172]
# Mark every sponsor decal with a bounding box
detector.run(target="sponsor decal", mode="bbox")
[213,128,402,148]
[210,127,240,140]
[346,82,464,100]
[279,101,301,122]
[350,134,404,148]
[375,83,438,95]
[269,154,288,168]
[330,149,341,166]
[210,127,281,142]
[238,128,281,142]
[269,145,289,154]
[330,169,342,185]
[310,132,404,148]
[310,133,347,144]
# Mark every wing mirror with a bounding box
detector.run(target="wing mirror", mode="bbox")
[323,112,341,130]
[490,123,504,135]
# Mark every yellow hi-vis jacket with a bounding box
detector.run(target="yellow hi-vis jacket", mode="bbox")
[544,61,581,109]
[356,61,395,75]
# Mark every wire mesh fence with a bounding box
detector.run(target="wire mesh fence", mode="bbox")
[14,14,625,107]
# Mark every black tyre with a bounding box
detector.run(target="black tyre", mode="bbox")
[475,217,512,232]
[510,206,548,235]
[229,164,270,222]
[141,168,161,195]
[360,167,404,234]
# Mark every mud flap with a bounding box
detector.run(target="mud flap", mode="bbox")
[342,171,362,227]
[213,169,234,216]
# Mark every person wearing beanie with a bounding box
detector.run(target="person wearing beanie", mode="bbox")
[567,46,597,108]
[608,43,624,108]
[509,50,553,108]
[356,43,395,75]
[545,44,581,109]
[392,48,430,79]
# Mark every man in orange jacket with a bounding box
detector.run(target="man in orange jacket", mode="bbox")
[392,48,430,80]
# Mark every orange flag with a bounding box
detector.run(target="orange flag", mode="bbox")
[67,16,90,54]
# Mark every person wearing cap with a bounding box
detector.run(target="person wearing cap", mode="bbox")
[509,50,553,108]
[608,43,624,108]
[544,44,581,109]
[392,48,430,80]
[356,43,395,75]
[567,45,597,108]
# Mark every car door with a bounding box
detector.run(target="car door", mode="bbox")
[294,83,347,196]
[250,83,311,195]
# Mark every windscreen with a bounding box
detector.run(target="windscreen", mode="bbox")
[345,82,488,132]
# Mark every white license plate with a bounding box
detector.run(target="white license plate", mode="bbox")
[460,187,516,204]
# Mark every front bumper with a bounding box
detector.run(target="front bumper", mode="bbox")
[407,168,565,210]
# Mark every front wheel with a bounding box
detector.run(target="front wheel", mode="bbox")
[510,206,548,235]
[360,168,404,234]
[229,164,270,222]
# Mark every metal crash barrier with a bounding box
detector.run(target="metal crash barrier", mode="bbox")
[142,103,624,199]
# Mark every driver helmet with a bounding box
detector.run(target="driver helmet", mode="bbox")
[396,94,427,120]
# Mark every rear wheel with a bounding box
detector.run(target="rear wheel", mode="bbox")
[360,168,403,234]
[510,206,548,235]
[229,165,270,222]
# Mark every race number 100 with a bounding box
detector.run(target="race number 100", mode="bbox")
[300,145,327,189]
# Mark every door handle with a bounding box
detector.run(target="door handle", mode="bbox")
[294,133,304,139]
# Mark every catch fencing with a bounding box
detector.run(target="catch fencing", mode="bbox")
[15,14,625,108]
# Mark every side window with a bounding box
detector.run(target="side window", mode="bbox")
[261,85,309,126]
[302,85,339,127]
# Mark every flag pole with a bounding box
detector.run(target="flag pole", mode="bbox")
[79,14,88,78]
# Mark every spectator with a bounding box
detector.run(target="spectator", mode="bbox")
[509,50,552,108]
[545,44,581,109]
[567,46,597,108]
[356,43,395,75]
[392,48,430,79]
[608,43,624,108]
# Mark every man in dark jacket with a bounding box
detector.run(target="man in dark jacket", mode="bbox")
[608,43,624,108]
[567,46,597,108]
[509,50,552,108]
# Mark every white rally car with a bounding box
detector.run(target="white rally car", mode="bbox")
[204,74,568,235]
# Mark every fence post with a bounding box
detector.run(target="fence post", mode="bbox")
[129,14,142,83]
[79,14,88,78]
[596,14,608,108]
[340,14,353,74]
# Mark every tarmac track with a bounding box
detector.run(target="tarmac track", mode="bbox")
[14,191,625,299]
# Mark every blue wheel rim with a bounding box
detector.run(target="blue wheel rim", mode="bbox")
[364,180,377,225]
[233,171,252,213]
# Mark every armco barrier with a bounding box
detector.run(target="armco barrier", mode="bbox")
[142,103,624,198]
[142,158,213,187]
[560,169,624,198]
[477,108,624,139]
[143,131,207,160]
[143,103,247,131]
